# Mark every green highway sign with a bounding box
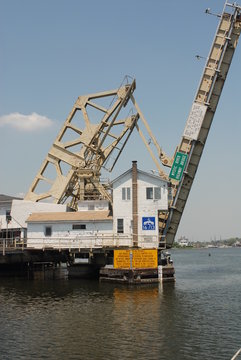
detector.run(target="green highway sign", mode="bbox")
[169,152,188,181]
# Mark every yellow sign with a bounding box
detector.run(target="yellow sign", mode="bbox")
[114,249,158,269]
[132,249,158,269]
[114,250,131,269]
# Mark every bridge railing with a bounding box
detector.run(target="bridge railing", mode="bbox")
[0,237,25,249]
[26,234,133,250]
[0,234,159,252]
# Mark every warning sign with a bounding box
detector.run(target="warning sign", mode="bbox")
[114,250,131,269]
[132,249,158,269]
[183,102,207,140]
[114,249,158,269]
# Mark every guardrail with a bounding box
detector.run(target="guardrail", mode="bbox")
[0,238,25,255]
[27,234,133,250]
[0,234,159,253]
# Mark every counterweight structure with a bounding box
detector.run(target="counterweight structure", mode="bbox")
[25,80,138,208]
[25,79,169,209]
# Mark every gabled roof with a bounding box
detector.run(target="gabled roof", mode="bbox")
[0,194,23,202]
[27,210,112,223]
[111,168,168,184]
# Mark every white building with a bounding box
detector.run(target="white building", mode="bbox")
[77,200,109,212]
[112,162,168,248]
[0,196,67,245]
[26,210,116,249]
[177,236,190,247]
[26,162,169,250]
[0,194,23,240]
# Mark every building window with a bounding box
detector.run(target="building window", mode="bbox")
[146,187,161,200]
[154,187,161,200]
[45,226,52,237]
[122,187,131,200]
[117,219,124,233]
[72,224,86,230]
[6,210,11,223]
[146,187,153,199]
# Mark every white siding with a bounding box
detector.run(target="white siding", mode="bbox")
[27,220,115,249]
[112,172,132,236]
[28,220,113,238]
[138,172,168,239]
[112,169,168,248]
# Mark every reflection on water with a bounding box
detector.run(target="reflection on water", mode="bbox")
[0,248,240,360]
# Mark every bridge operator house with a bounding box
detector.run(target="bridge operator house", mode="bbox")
[26,162,169,250]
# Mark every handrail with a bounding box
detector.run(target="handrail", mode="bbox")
[0,233,159,252]
[231,348,241,360]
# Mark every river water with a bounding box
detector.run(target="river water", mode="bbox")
[0,248,240,360]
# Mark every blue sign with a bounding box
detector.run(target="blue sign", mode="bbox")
[142,217,155,230]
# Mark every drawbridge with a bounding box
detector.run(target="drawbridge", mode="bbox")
[24,78,171,208]
[25,1,241,249]
[162,2,241,247]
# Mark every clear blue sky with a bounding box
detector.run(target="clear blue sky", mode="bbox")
[1,0,241,242]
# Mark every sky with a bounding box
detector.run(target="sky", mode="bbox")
[1,0,241,242]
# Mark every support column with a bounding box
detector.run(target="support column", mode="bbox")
[132,161,138,247]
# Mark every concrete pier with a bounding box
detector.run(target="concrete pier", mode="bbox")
[99,264,175,284]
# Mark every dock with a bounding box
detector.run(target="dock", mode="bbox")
[0,240,175,283]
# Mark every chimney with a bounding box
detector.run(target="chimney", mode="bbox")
[132,161,138,247]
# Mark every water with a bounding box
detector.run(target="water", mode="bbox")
[0,248,240,360]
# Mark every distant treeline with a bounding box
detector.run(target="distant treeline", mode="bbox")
[173,237,241,248]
